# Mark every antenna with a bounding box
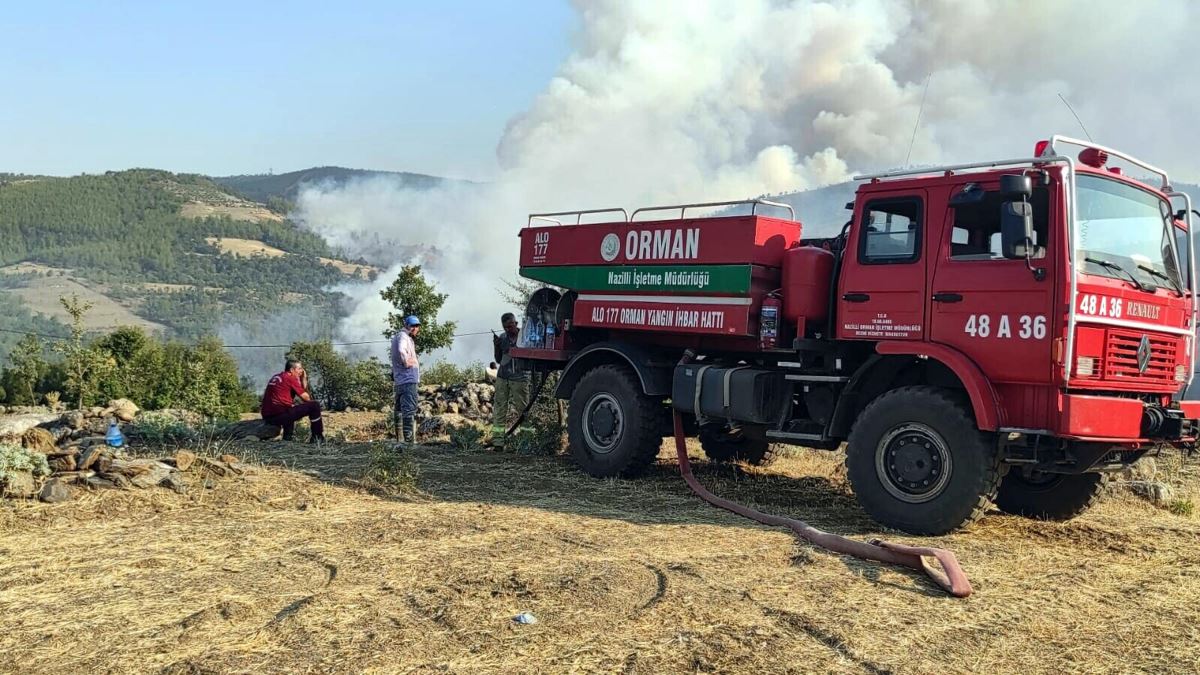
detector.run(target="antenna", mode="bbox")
[904,73,932,167]
[1058,93,1093,142]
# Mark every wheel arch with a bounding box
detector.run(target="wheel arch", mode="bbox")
[554,342,672,400]
[829,341,1002,436]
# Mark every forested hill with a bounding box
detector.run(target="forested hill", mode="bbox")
[0,169,377,353]
[214,166,468,208]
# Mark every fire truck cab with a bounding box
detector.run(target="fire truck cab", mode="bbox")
[513,135,1198,535]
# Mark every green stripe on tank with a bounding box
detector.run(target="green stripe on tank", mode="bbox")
[521,265,753,294]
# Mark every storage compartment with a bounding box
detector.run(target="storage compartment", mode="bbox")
[671,365,787,424]
[781,245,834,322]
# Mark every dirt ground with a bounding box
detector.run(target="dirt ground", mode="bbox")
[1,412,1198,674]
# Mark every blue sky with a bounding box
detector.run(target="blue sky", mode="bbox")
[0,1,574,179]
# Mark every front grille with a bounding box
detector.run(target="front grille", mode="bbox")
[1103,329,1178,385]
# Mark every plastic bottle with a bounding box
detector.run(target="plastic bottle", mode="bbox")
[105,420,126,449]
[544,320,556,348]
[533,318,545,348]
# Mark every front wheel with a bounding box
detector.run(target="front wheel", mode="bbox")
[995,469,1107,520]
[846,386,1001,535]
[567,365,663,478]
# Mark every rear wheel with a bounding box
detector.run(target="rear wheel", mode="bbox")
[846,386,1001,535]
[567,365,662,478]
[698,424,779,466]
[995,469,1107,520]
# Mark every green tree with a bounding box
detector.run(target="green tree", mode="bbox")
[379,265,456,352]
[52,294,114,408]
[3,334,46,405]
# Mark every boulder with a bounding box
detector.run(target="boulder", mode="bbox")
[174,450,197,472]
[49,454,77,472]
[104,399,140,423]
[20,427,57,454]
[0,413,62,440]
[78,447,106,471]
[219,454,239,464]
[62,410,86,430]
[161,472,188,494]
[196,457,232,478]
[1120,458,1158,482]
[222,419,282,441]
[2,471,36,498]
[1128,480,1174,506]
[38,478,72,503]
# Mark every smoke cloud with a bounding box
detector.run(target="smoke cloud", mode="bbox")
[295,0,1200,365]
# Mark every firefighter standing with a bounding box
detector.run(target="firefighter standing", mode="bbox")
[491,312,530,446]
[390,315,421,444]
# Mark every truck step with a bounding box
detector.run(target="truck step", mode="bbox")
[784,374,849,383]
[766,430,827,442]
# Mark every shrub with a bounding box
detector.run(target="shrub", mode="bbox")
[0,443,50,482]
[503,372,564,456]
[288,340,391,411]
[449,424,485,450]
[132,411,199,443]
[364,443,420,491]
[1167,499,1195,517]
[423,360,487,386]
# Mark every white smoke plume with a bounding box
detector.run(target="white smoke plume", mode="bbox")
[296,0,1200,364]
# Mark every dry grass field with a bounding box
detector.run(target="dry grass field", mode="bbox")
[205,237,377,277]
[1,412,1197,674]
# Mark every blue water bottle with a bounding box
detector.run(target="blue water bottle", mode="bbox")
[105,420,126,449]
[544,320,556,348]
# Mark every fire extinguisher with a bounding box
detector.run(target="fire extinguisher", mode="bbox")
[760,294,782,350]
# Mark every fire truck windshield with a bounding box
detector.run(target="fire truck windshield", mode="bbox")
[1076,174,1182,293]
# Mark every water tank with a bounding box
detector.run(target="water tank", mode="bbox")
[781,246,834,322]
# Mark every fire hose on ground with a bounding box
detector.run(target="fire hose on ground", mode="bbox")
[503,367,972,597]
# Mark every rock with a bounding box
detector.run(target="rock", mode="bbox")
[20,427,57,454]
[1128,480,1174,505]
[49,454,78,472]
[2,470,36,498]
[87,407,105,419]
[153,409,206,428]
[196,457,232,478]
[174,450,197,472]
[103,472,132,489]
[84,476,116,489]
[161,472,187,494]
[203,479,217,490]
[45,425,73,444]
[219,454,239,464]
[221,419,282,441]
[0,413,62,440]
[62,410,86,430]
[1120,458,1158,482]
[38,478,72,503]
[54,470,95,484]
[78,447,106,471]
[104,399,140,422]
[109,454,174,485]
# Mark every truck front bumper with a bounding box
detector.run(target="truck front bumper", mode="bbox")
[1059,394,1195,442]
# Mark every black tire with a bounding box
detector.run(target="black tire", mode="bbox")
[698,424,780,467]
[567,365,663,478]
[995,469,1107,520]
[846,386,1001,535]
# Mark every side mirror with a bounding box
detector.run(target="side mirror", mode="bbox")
[1000,201,1034,259]
[1000,174,1032,199]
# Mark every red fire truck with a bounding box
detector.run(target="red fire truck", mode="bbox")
[512,136,1199,535]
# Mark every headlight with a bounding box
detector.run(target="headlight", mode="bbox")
[1176,364,1187,382]
[1076,356,1096,377]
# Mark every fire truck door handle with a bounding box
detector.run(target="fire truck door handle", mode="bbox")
[932,292,963,303]
[842,292,870,303]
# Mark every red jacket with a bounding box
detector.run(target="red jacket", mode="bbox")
[262,371,305,417]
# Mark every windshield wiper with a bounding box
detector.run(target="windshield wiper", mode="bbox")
[1084,257,1152,292]
[1137,263,1183,296]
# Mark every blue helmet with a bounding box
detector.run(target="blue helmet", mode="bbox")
[404,315,421,328]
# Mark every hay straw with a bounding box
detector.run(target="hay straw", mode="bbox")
[0,412,1197,673]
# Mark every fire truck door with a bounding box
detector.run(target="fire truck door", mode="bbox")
[928,183,1056,385]
[837,192,928,341]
